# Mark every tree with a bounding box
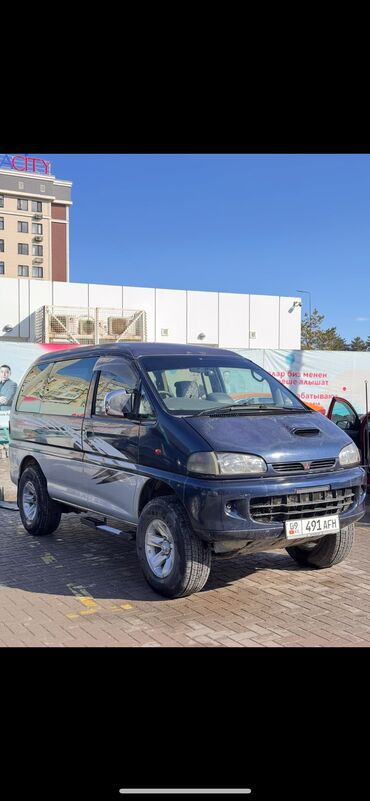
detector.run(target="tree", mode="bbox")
[349,336,367,351]
[301,308,348,350]
[301,309,325,349]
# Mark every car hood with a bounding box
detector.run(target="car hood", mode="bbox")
[185,411,353,463]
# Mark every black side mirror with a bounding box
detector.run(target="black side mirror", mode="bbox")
[104,389,134,417]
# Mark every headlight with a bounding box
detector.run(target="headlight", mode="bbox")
[339,442,361,467]
[187,451,267,476]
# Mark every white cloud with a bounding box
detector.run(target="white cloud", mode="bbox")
[355,316,369,322]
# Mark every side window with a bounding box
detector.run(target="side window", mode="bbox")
[41,358,96,417]
[16,362,52,413]
[138,388,156,419]
[331,400,358,430]
[94,357,138,416]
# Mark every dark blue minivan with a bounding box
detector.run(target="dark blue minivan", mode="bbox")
[9,343,367,597]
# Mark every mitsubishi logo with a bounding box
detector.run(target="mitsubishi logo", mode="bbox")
[302,461,311,470]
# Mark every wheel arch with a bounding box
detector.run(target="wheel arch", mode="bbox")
[18,454,43,478]
[138,478,182,516]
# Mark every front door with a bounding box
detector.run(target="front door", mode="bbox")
[82,355,143,522]
[327,397,361,448]
[359,413,370,483]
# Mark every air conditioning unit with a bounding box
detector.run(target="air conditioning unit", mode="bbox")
[78,317,95,337]
[33,257,43,263]
[108,316,128,336]
[50,315,67,333]
[33,213,43,219]
[34,235,43,242]
[49,314,79,336]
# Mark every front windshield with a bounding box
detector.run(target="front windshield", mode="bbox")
[140,355,308,415]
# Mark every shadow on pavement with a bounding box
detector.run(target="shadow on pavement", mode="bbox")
[0,505,369,602]
[0,510,307,602]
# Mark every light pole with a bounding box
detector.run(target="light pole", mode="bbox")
[296,289,311,320]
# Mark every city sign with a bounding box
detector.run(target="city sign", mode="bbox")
[0,154,51,175]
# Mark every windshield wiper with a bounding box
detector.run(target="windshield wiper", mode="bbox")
[191,404,311,417]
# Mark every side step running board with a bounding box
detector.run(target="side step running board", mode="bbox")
[80,516,135,540]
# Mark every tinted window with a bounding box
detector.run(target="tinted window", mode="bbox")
[41,358,96,417]
[331,400,358,430]
[94,357,138,415]
[16,362,52,413]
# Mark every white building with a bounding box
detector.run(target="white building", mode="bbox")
[0,277,302,349]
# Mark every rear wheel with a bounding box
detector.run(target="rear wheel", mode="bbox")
[286,523,355,568]
[18,465,62,536]
[136,496,211,598]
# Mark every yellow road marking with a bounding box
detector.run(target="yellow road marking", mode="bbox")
[77,596,97,607]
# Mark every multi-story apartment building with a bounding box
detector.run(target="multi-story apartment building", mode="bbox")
[0,154,72,283]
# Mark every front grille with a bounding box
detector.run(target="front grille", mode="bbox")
[250,487,356,523]
[272,458,336,474]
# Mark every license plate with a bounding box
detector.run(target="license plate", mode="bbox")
[285,514,340,540]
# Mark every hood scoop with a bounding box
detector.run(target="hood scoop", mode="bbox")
[291,427,321,437]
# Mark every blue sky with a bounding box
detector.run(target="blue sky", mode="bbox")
[43,153,370,342]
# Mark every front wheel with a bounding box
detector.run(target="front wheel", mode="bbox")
[136,496,211,598]
[18,465,62,536]
[286,522,355,568]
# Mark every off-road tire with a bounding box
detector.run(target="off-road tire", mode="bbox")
[136,496,211,598]
[18,465,62,536]
[286,523,355,568]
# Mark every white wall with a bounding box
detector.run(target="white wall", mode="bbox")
[187,291,219,345]
[155,289,187,343]
[249,294,280,349]
[88,283,124,310]
[0,278,20,338]
[52,281,88,308]
[219,292,250,348]
[123,286,156,341]
[0,278,301,349]
[279,296,301,349]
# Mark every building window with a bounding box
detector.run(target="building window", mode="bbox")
[32,244,43,256]
[0,262,4,275]
[17,198,28,211]
[0,195,4,208]
[32,223,43,235]
[32,266,43,278]
[17,221,29,233]
[18,265,29,277]
[31,200,42,213]
[0,218,3,230]
[0,240,4,252]
[18,243,29,255]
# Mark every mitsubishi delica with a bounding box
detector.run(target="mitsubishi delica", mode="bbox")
[9,343,367,598]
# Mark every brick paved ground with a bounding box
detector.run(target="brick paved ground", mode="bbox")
[1,456,369,647]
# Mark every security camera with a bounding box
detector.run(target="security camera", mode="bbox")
[293,301,302,307]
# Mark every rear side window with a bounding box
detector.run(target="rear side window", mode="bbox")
[16,362,52,413]
[41,358,96,417]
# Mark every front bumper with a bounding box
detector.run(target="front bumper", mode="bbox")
[183,466,367,551]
